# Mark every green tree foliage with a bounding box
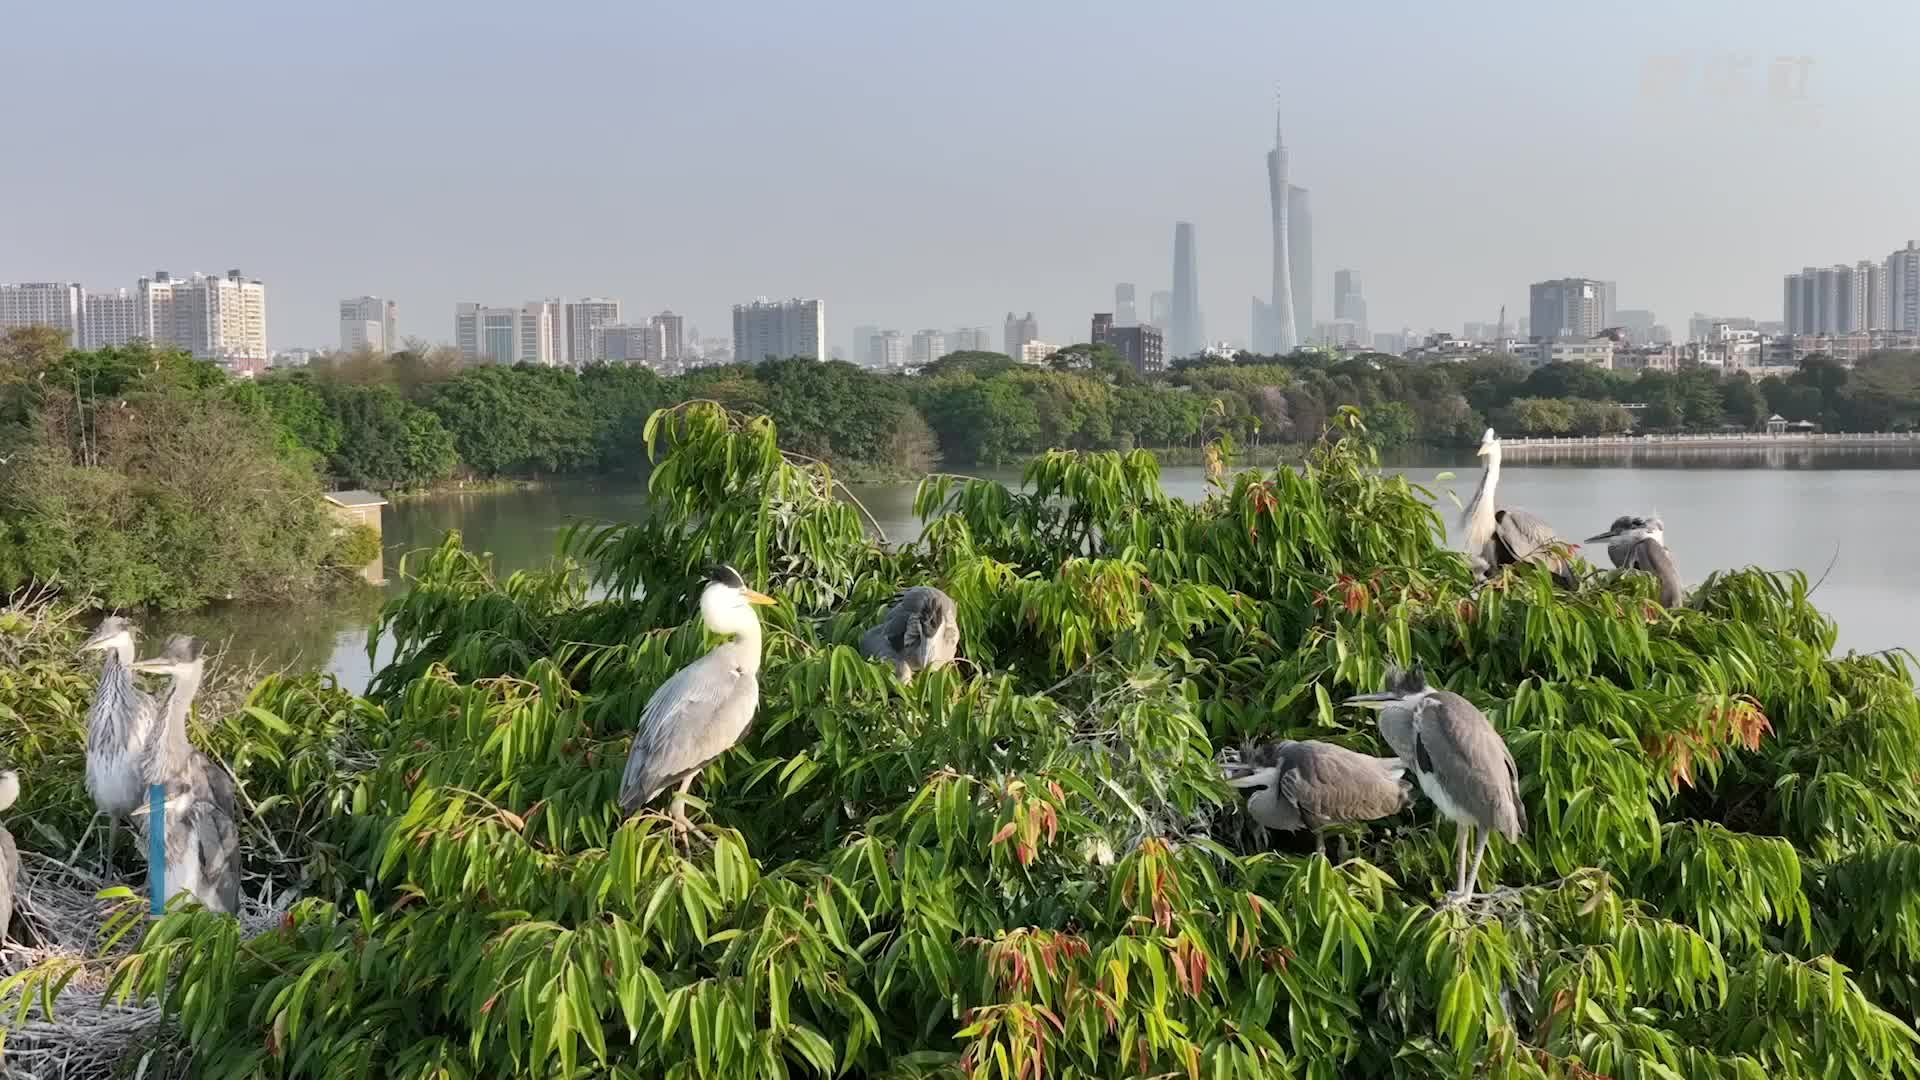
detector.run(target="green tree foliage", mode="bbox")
[7,404,1916,1076]
[0,337,368,608]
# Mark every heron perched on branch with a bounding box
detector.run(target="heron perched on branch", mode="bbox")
[1223,740,1411,857]
[1346,665,1525,902]
[132,637,241,914]
[619,566,777,834]
[1588,515,1684,608]
[1460,428,1575,588]
[0,770,18,940]
[75,615,158,872]
[858,586,961,682]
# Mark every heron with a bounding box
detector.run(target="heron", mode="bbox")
[1459,428,1575,588]
[1587,515,1683,608]
[75,615,159,873]
[1346,665,1525,902]
[858,586,961,681]
[619,565,777,834]
[0,770,18,941]
[1222,740,1411,857]
[131,636,241,914]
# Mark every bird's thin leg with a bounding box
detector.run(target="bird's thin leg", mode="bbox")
[67,813,101,874]
[1464,830,1493,899]
[1313,830,1327,859]
[668,775,698,835]
[1449,825,1472,900]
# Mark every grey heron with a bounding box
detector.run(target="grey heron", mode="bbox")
[1587,515,1683,608]
[858,586,961,681]
[1223,740,1411,857]
[619,566,777,834]
[75,615,159,872]
[0,770,17,940]
[1346,666,1525,902]
[1459,428,1575,588]
[131,637,241,915]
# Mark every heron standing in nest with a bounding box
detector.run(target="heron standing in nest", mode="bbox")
[75,615,159,873]
[1460,428,1575,588]
[132,637,242,914]
[1588,514,1684,608]
[619,566,777,835]
[1346,665,1525,902]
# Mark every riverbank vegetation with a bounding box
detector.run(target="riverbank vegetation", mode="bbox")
[4,402,1920,1076]
[0,329,379,609]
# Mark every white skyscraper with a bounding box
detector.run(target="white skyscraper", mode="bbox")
[1266,100,1298,353]
[1004,311,1040,359]
[81,288,141,349]
[169,270,268,363]
[565,298,621,365]
[732,298,825,363]
[339,295,398,354]
[910,329,946,366]
[1888,242,1920,332]
[520,301,557,365]
[649,311,685,363]
[0,282,83,344]
[870,329,905,367]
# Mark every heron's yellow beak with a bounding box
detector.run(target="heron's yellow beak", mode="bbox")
[742,588,777,606]
[1475,445,1490,457]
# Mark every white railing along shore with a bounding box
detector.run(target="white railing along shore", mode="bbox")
[1499,431,1920,451]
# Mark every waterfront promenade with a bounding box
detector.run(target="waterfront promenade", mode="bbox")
[1499,431,1920,456]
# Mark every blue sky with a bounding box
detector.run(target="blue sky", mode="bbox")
[4,0,1914,352]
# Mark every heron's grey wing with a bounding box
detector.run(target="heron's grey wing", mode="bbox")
[1628,537,1684,607]
[194,798,241,913]
[859,590,924,661]
[0,827,15,936]
[1494,507,1560,564]
[619,650,752,811]
[1413,692,1524,839]
[1277,742,1412,827]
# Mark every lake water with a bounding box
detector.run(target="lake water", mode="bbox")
[153,448,1920,692]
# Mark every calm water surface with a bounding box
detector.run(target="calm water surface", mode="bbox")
[156,449,1920,692]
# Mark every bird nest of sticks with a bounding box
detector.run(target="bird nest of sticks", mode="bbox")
[0,853,298,1080]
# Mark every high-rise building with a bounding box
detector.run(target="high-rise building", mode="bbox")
[1528,278,1606,340]
[1148,290,1172,331]
[732,298,824,363]
[1265,102,1297,353]
[649,311,684,363]
[870,329,905,368]
[565,298,621,365]
[166,270,267,363]
[1332,270,1367,339]
[80,288,140,349]
[455,302,546,364]
[948,326,993,353]
[850,324,880,366]
[601,323,651,364]
[1612,308,1657,344]
[1599,281,1618,329]
[339,296,398,354]
[1091,313,1164,374]
[1890,241,1920,332]
[1004,311,1039,359]
[1169,223,1203,357]
[909,329,946,366]
[1288,185,1312,337]
[0,282,83,345]
[1114,284,1137,327]
[1862,261,1888,331]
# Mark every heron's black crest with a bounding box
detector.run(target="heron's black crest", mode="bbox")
[705,565,747,590]
[1385,663,1428,696]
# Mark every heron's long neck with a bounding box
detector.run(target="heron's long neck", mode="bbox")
[1461,451,1500,551]
[92,652,139,738]
[729,620,764,675]
[155,671,203,775]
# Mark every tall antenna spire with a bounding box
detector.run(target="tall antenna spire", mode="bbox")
[1274,84,1285,149]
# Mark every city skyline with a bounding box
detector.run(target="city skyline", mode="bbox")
[3,4,1907,353]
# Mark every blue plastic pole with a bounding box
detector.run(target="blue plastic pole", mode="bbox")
[148,783,165,916]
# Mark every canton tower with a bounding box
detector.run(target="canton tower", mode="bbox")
[1266,97,1298,352]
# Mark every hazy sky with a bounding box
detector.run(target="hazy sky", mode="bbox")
[5,1,1916,353]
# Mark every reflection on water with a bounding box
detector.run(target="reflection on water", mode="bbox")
[168,447,1920,692]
